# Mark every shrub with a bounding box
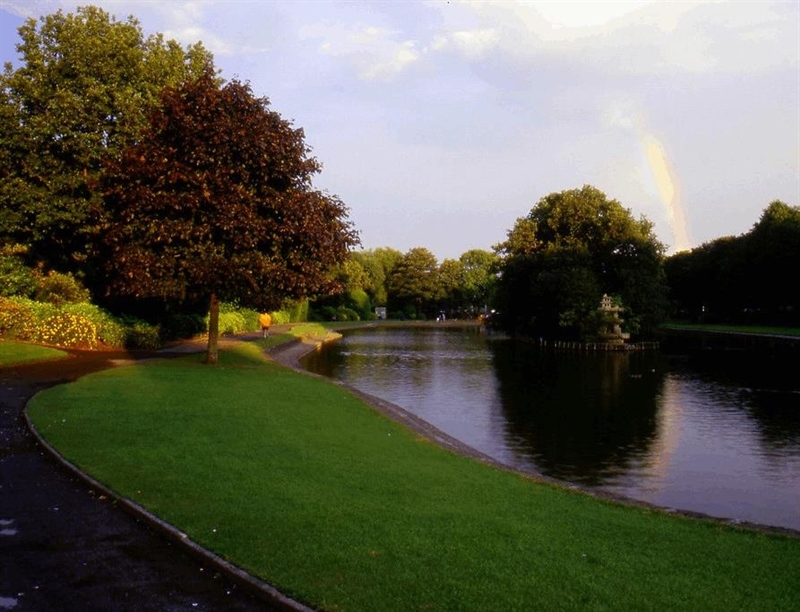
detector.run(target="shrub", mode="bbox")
[0,246,38,298]
[121,317,161,349]
[22,298,59,321]
[346,288,372,320]
[336,306,361,322]
[218,311,247,335]
[0,296,163,349]
[270,310,291,325]
[63,303,128,347]
[285,298,309,322]
[34,271,90,306]
[0,297,39,340]
[238,308,261,331]
[311,305,338,322]
[38,312,97,349]
[161,313,206,341]
[211,303,262,335]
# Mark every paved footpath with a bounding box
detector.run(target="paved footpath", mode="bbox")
[0,342,289,612]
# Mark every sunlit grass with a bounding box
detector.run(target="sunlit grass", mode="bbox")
[0,340,68,366]
[28,342,800,611]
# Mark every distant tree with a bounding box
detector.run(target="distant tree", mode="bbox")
[459,249,498,314]
[338,258,370,293]
[351,247,403,307]
[102,70,358,363]
[747,201,800,322]
[665,200,800,325]
[664,236,744,322]
[0,6,212,282]
[311,257,372,320]
[495,185,667,340]
[387,247,440,318]
[438,258,463,316]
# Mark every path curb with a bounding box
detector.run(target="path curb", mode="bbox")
[19,343,315,612]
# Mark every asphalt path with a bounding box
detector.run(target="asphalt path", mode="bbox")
[0,343,289,612]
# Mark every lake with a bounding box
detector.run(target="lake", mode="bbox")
[301,326,800,531]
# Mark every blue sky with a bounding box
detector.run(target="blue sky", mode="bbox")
[1,1,798,260]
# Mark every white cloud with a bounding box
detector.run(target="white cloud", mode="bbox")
[447,28,500,59]
[532,0,654,30]
[0,0,796,258]
[429,0,797,76]
[302,21,421,81]
[162,25,234,56]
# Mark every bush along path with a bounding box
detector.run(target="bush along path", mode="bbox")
[0,344,290,611]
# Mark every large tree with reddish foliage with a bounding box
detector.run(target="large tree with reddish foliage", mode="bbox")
[102,69,359,363]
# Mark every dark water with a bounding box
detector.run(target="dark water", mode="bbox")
[302,327,800,531]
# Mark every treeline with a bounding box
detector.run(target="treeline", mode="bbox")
[311,247,498,321]
[1,6,797,352]
[665,201,800,327]
[323,190,799,341]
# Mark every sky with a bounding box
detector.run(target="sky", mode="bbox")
[1,1,798,261]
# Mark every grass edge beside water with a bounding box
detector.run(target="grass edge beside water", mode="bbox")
[26,340,800,611]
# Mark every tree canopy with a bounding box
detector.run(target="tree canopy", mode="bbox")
[349,247,402,308]
[459,249,499,313]
[665,200,800,326]
[494,185,667,340]
[387,247,441,319]
[0,6,212,278]
[102,69,359,362]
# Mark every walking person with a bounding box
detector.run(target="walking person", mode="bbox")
[259,312,272,338]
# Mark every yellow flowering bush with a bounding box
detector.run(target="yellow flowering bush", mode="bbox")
[64,303,127,347]
[0,296,39,340]
[0,296,162,349]
[38,313,98,349]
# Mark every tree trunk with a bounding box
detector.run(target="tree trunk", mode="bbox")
[206,293,220,365]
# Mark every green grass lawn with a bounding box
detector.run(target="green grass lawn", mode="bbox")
[27,342,800,611]
[0,340,68,366]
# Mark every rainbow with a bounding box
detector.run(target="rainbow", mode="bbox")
[642,134,692,252]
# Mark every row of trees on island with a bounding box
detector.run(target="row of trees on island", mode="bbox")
[1,6,798,359]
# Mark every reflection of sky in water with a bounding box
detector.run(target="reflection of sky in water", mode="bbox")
[303,328,800,530]
[613,376,800,529]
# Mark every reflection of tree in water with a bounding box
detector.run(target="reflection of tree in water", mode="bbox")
[487,339,665,486]
[668,351,800,454]
[746,391,800,454]
[302,328,490,411]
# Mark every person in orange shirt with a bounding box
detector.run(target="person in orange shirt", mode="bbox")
[258,312,272,338]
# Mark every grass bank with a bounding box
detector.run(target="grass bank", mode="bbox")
[27,342,799,611]
[0,340,67,366]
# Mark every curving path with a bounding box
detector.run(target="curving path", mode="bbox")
[0,342,292,612]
